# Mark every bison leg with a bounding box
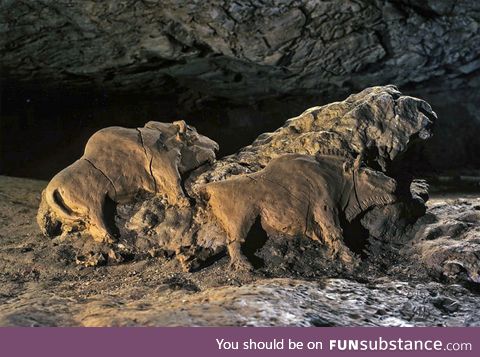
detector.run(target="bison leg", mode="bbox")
[228,244,253,272]
[206,180,257,271]
[150,151,189,206]
[88,194,118,243]
[313,204,355,264]
[225,214,258,272]
[223,212,258,272]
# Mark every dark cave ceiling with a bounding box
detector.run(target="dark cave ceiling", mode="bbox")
[1,0,479,100]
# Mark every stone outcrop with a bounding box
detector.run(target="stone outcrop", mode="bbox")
[189,85,435,189]
[37,86,437,273]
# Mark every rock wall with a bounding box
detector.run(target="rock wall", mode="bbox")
[1,0,479,98]
[1,0,480,178]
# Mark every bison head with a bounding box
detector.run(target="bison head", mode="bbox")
[145,120,219,173]
[344,157,398,221]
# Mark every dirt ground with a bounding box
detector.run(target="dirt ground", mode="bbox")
[0,175,479,326]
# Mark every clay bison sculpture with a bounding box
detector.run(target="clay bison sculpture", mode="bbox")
[35,86,435,273]
[37,120,218,242]
[204,152,397,270]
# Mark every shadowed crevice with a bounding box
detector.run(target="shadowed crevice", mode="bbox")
[102,194,120,238]
[136,128,158,193]
[340,211,369,259]
[242,216,269,269]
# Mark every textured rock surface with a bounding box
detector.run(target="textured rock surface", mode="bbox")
[189,85,435,190]
[408,196,480,284]
[36,86,435,272]
[1,0,479,99]
[3,277,480,327]
[1,1,479,180]
[2,1,480,327]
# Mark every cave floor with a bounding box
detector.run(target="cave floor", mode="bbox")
[0,175,479,327]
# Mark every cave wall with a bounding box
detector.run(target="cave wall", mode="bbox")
[1,0,480,179]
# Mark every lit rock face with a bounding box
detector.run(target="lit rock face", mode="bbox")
[37,86,436,272]
[409,197,480,284]
[190,85,435,189]
[1,1,479,99]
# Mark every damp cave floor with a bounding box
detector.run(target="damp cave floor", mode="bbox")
[0,175,479,326]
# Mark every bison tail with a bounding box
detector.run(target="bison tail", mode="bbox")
[45,187,75,218]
